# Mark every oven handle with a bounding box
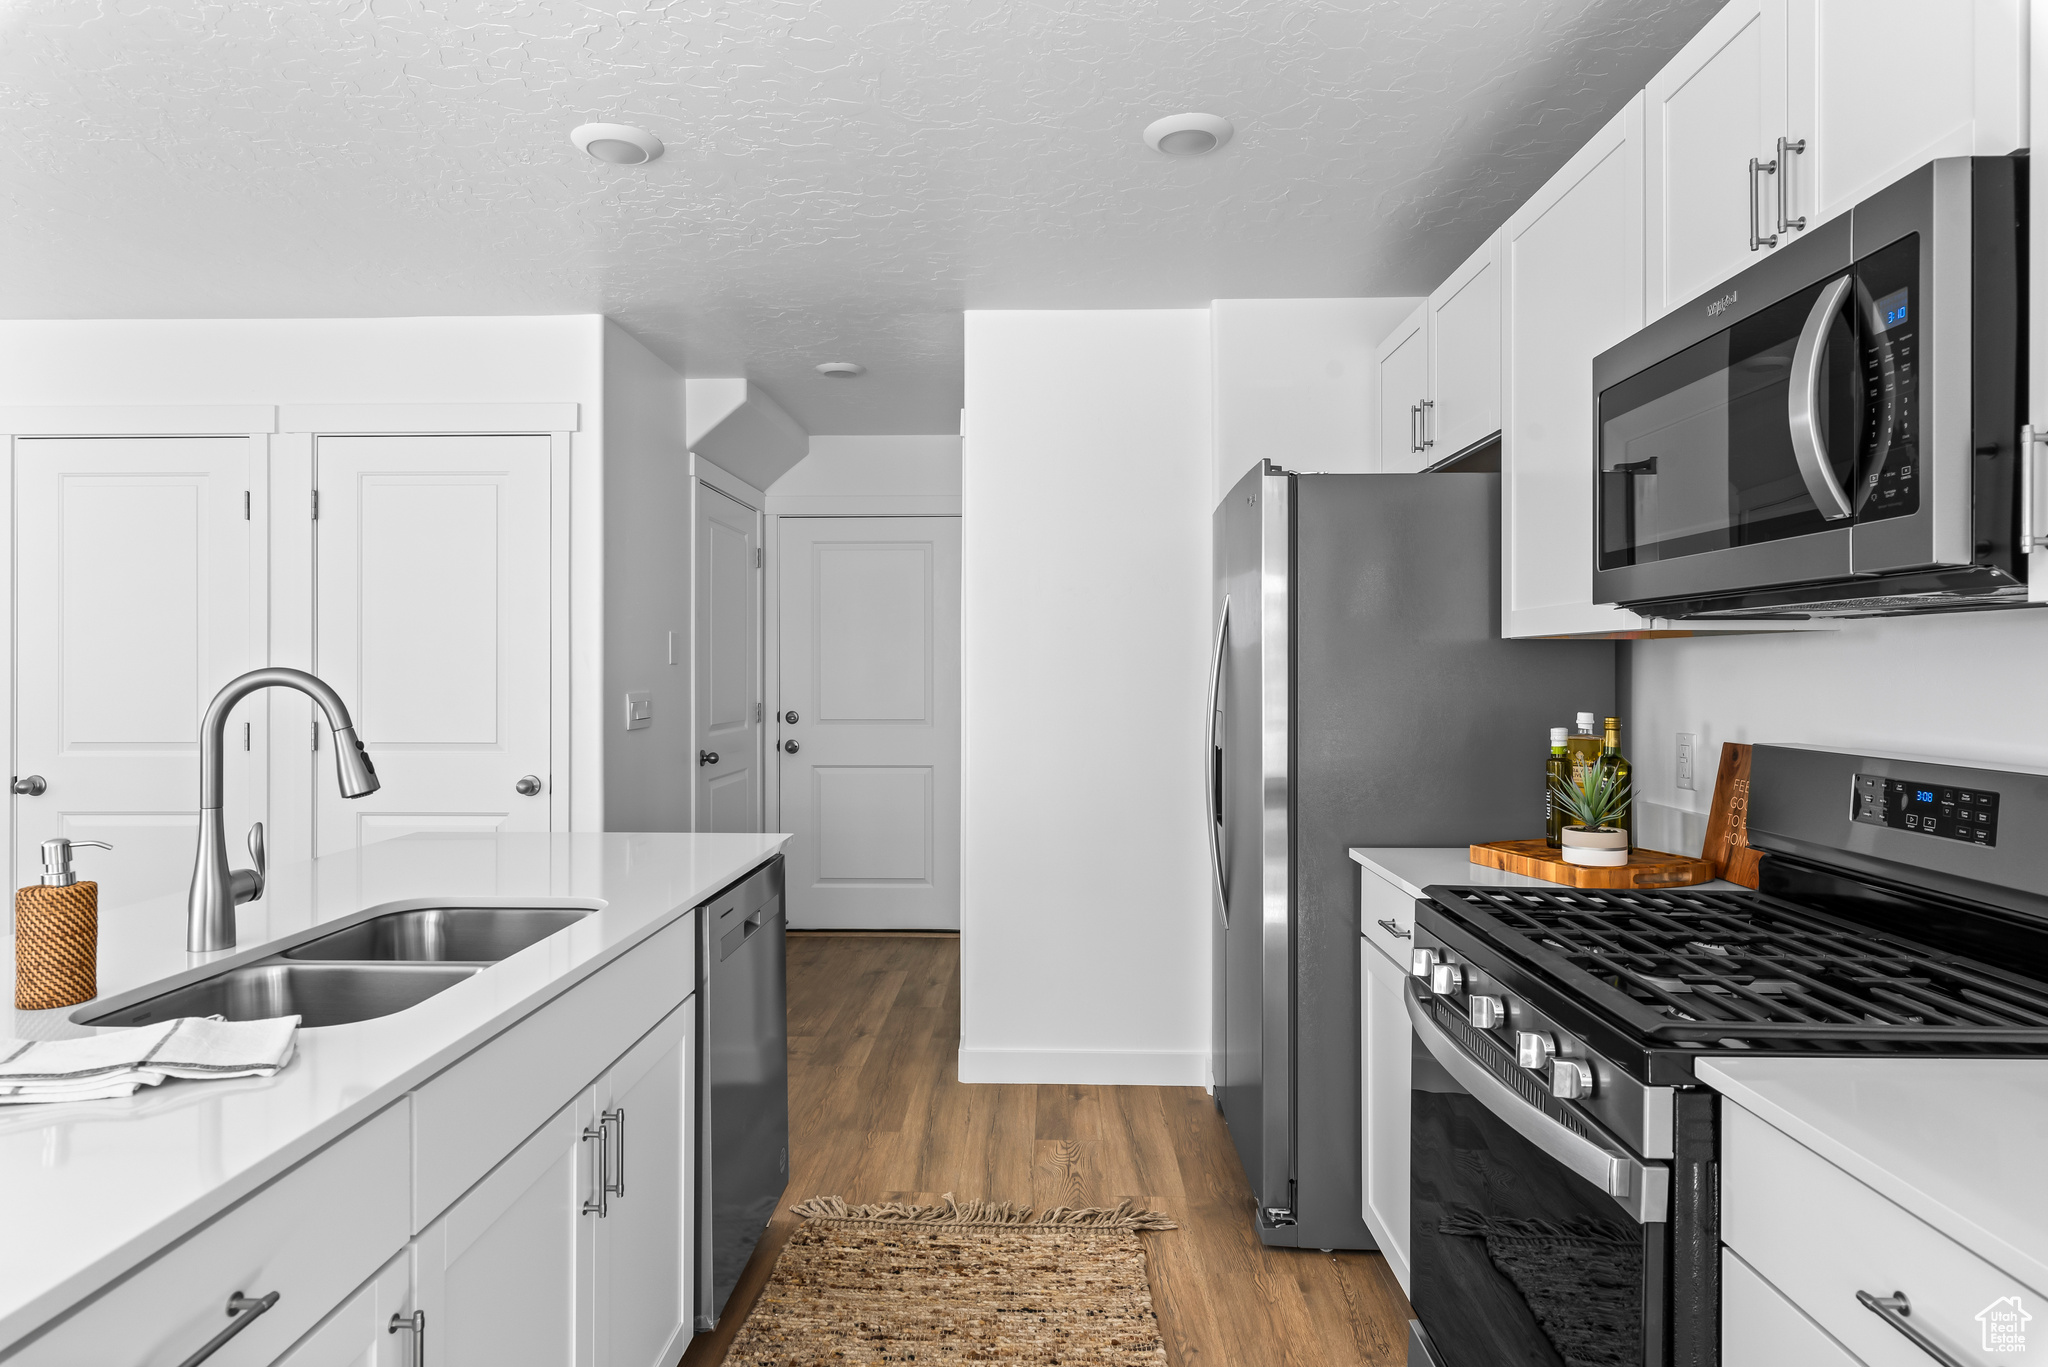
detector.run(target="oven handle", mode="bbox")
[1404,978,1668,1224]
[1206,597,1230,928]
[1787,273,1857,522]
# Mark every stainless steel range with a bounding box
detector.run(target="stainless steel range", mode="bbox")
[1403,744,2048,1367]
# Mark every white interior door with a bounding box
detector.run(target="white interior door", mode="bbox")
[314,435,553,854]
[776,517,961,930]
[13,436,262,907]
[693,485,761,833]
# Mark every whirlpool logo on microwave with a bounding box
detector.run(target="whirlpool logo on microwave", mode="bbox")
[1707,290,1739,317]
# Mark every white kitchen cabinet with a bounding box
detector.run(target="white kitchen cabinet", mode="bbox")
[1721,1248,1862,1367]
[1374,302,1432,473]
[1784,0,2027,234]
[1359,934,1413,1294]
[415,1091,600,1367]
[272,1252,415,1367]
[1645,0,1789,316]
[595,1003,697,1367]
[1425,233,1502,459]
[1500,95,1650,638]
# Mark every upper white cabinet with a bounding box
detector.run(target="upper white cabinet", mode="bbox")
[1646,0,1789,315]
[1426,234,1503,460]
[1501,95,1651,639]
[1374,302,1431,473]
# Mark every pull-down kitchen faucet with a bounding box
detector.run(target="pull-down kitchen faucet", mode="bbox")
[188,668,380,952]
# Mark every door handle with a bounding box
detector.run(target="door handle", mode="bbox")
[1776,136,1807,234]
[1788,274,1857,521]
[581,1121,609,1216]
[1409,402,1422,453]
[698,750,720,766]
[783,739,800,754]
[1205,598,1230,927]
[173,1291,279,1367]
[783,710,799,724]
[1748,155,1779,251]
[514,774,543,796]
[388,1309,426,1367]
[11,775,45,796]
[1420,398,1435,449]
[602,1107,625,1198]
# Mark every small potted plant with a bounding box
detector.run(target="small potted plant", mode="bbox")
[1550,765,1632,867]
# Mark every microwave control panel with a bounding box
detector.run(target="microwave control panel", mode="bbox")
[1855,235,1921,523]
[1853,772,1998,846]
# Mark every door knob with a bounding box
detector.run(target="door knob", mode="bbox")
[698,750,720,766]
[514,774,543,796]
[11,775,45,796]
[783,740,800,754]
[783,710,799,724]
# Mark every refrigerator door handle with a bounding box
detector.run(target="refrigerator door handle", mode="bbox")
[1207,597,1230,926]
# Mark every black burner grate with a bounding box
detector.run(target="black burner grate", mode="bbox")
[1436,884,2048,1047]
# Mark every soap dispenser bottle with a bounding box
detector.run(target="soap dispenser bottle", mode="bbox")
[14,837,112,1010]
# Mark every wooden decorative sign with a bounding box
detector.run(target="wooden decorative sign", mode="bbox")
[1700,742,1762,889]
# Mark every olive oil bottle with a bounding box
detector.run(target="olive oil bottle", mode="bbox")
[1565,712,1603,790]
[1545,727,1570,847]
[1599,716,1632,846]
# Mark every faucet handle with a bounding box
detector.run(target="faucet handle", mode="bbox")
[248,822,266,879]
[229,822,267,906]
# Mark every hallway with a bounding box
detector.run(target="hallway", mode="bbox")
[683,932,1412,1366]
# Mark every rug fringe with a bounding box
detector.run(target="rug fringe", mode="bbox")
[791,1193,1177,1232]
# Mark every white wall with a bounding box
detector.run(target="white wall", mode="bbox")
[1210,297,1421,505]
[767,434,962,508]
[1629,612,2048,855]
[960,309,1212,1085]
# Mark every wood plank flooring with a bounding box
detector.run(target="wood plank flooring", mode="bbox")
[679,931,1414,1366]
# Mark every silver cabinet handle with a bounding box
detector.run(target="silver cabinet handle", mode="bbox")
[11,775,45,796]
[603,1107,626,1198]
[1420,398,1435,449]
[1205,599,1230,928]
[1374,917,1411,940]
[581,1121,608,1216]
[174,1290,279,1367]
[1776,136,1807,233]
[1409,402,1423,453]
[514,774,543,796]
[783,739,799,754]
[388,1309,426,1366]
[1748,155,1780,251]
[1856,1290,1969,1367]
[1788,274,1857,521]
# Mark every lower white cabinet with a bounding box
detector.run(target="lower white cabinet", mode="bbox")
[1721,1247,1860,1367]
[595,1003,697,1367]
[1359,934,1413,1293]
[272,1252,416,1367]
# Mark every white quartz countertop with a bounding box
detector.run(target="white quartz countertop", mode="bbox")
[1699,1056,2048,1298]
[0,831,787,1351]
[1348,846,1741,905]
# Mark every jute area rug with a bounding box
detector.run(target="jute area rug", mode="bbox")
[724,1195,1177,1365]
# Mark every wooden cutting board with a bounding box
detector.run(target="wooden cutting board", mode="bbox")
[1468,839,1714,889]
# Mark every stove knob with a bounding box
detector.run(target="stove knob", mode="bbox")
[1409,948,1440,980]
[1468,995,1505,1030]
[1551,1059,1595,1101]
[1515,1031,1556,1069]
[1429,963,1464,996]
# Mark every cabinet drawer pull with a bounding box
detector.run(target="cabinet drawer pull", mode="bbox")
[388,1309,426,1366]
[581,1122,609,1217]
[1775,136,1807,234]
[604,1107,626,1198]
[174,1290,278,1367]
[1748,155,1780,251]
[1375,917,1412,940]
[1856,1289,1968,1367]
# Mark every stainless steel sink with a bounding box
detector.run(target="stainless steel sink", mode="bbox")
[283,906,591,963]
[76,962,481,1029]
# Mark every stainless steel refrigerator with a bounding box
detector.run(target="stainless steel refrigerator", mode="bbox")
[1207,462,1614,1249]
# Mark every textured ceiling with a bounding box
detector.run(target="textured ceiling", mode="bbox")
[0,0,1720,434]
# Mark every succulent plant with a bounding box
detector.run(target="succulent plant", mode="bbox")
[1551,763,1632,832]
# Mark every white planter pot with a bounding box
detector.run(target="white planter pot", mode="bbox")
[1560,826,1629,867]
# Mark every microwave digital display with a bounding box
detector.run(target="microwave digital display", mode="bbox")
[1872,286,1910,332]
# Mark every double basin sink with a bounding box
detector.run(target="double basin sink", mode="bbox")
[76,906,593,1030]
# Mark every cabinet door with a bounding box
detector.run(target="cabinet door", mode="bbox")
[273,1252,413,1367]
[1501,95,1649,638]
[1360,942,1412,1295]
[1426,234,1502,456]
[1784,0,2027,232]
[595,1003,697,1367]
[416,1090,597,1367]
[1375,302,1432,473]
[1645,0,1788,316]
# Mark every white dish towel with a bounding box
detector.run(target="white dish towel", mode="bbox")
[0,1016,299,1104]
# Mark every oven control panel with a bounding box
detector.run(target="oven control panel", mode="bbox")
[1853,772,1998,846]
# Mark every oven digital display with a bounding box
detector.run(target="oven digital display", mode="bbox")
[1853,773,1997,846]
[1872,286,1910,332]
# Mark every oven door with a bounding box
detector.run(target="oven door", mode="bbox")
[1405,979,1670,1367]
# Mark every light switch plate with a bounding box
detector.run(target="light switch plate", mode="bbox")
[625,691,653,730]
[1676,732,1696,791]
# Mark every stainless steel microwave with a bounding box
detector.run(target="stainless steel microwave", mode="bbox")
[1591,157,2026,619]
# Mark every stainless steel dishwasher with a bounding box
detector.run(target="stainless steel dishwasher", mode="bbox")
[696,856,789,1330]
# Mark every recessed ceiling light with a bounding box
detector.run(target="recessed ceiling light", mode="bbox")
[815,362,866,379]
[1143,113,1234,157]
[570,123,664,166]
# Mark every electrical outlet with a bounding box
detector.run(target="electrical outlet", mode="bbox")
[1676,732,1697,791]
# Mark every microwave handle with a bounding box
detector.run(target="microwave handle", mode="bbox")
[1404,976,1669,1224]
[1787,273,1857,522]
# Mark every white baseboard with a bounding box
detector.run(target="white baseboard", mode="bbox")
[957,1045,1208,1087]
